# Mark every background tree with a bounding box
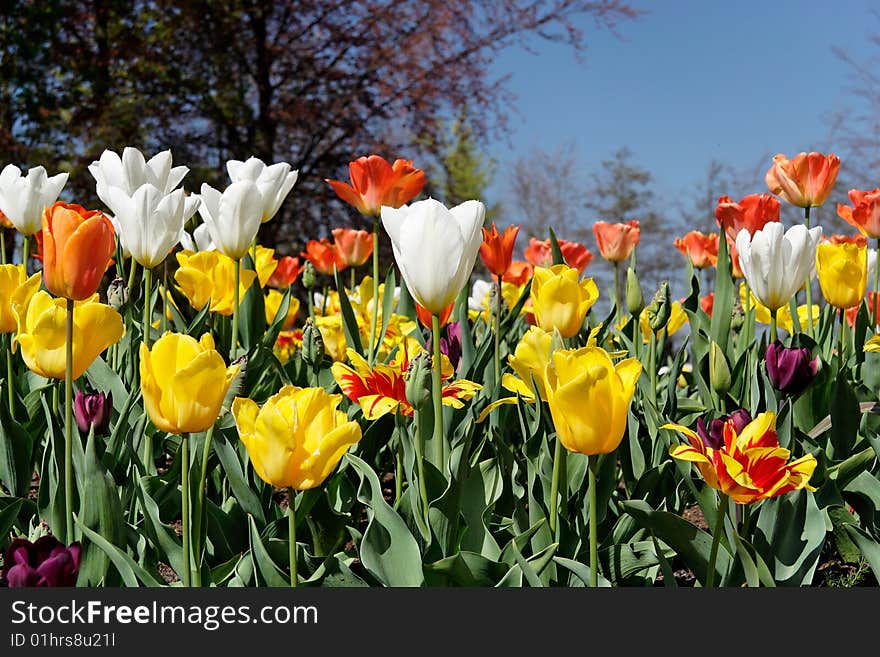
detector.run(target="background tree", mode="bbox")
[0,0,641,258]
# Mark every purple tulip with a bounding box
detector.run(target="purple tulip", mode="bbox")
[696,408,751,449]
[74,390,112,435]
[765,341,819,396]
[439,321,463,372]
[1,536,81,587]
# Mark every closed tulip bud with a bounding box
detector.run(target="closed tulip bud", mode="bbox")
[302,261,317,290]
[74,390,112,436]
[626,266,644,315]
[709,341,732,395]
[107,276,128,311]
[301,318,325,368]
[194,181,264,260]
[646,280,671,332]
[1,536,81,587]
[765,341,819,396]
[405,351,433,411]
[440,321,463,372]
[696,408,751,450]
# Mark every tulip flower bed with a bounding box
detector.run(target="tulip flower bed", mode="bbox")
[0,148,879,588]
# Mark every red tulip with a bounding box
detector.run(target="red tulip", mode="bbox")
[715,194,780,241]
[301,239,346,276]
[837,188,880,239]
[267,256,304,288]
[479,223,520,279]
[504,260,533,285]
[674,231,719,269]
[524,238,593,274]
[592,220,640,262]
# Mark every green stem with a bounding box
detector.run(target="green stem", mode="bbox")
[350,267,356,292]
[648,333,657,405]
[613,261,620,325]
[588,456,599,588]
[413,410,430,523]
[64,298,74,543]
[493,278,501,388]
[21,235,29,275]
[740,503,752,543]
[194,424,216,582]
[181,434,192,587]
[706,493,729,588]
[288,488,298,587]
[770,307,778,343]
[431,313,444,467]
[143,432,153,476]
[127,259,139,300]
[804,206,814,338]
[161,265,168,335]
[368,218,380,364]
[6,334,14,417]
[838,307,846,368]
[549,436,563,537]
[142,266,152,348]
[1,229,6,265]
[231,258,240,359]
[395,437,404,506]
[874,238,880,329]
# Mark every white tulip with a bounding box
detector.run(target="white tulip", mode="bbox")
[735,222,823,311]
[381,198,485,315]
[194,181,263,261]
[227,156,298,223]
[469,279,494,312]
[88,147,189,215]
[0,164,68,235]
[107,185,200,269]
[179,222,216,253]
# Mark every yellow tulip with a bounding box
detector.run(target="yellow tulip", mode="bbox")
[232,385,362,490]
[12,284,124,380]
[174,250,257,315]
[265,290,300,329]
[140,332,239,434]
[0,264,28,333]
[254,245,278,287]
[738,283,818,333]
[816,242,868,309]
[543,346,641,455]
[638,300,687,343]
[530,264,598,338]
[502,326,553,402]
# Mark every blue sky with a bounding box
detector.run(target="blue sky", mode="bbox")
[486,0,878,222]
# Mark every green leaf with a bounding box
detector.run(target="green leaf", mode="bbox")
[75,517,163,587]
[842,524,880,583]
[237,267,267,352]
[0,395,35,497]
[334,270,364,356]
[552,556,612,587]
[0,497,24,543]
[548,227,564,265]
[346,454,425,587]
[213,432,266,525]
[247,514,289,587]
[753,490,826,586]
[135,477,185,579]
[621,499,731,587]
[829,373,859,459]
[425,551,507,586]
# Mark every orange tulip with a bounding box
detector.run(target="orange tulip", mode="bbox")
[726,237,744,279]
[847,292,879,327]
[700,293,714,317]
[301,239,346,276]
[479,223,520,279]
[715,194,780,241]
[837,189,880,239]
[524,238,593,274]
[266,255,304,288]
[332,227,374,267]
[674,231,719,269]
[765,151,840,208]
[416,301,453,329]
[824,233,868,248]
[592,220,640,262]
[504,260,533,285]
[38,202,115,301]
[326,155,425,217]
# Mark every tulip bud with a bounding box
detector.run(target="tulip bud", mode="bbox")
[302,261,317,290]
[107,276,128,311]
[74,390,112,436]
[440,321,462,373]
[765,340,819,396]
[626,267,644,316]
[301,318,325,368]
[646,280,671,332]
[696,408,751,450]
[405,352,433,411]
[709,341,731,394]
